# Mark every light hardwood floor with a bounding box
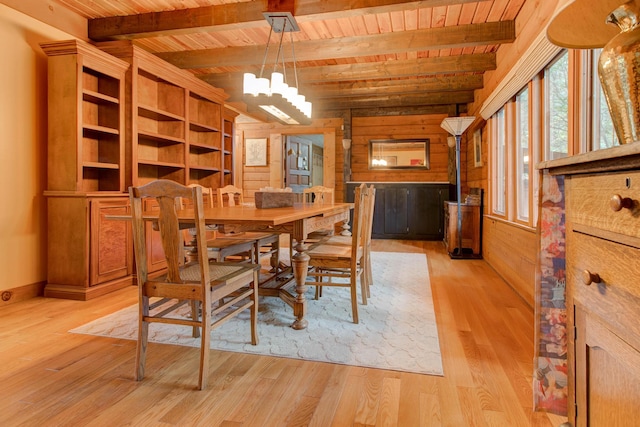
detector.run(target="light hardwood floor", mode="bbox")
[0,240,567,426]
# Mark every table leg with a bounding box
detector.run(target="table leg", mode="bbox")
[340,218,351,236]
[290,239,309,330]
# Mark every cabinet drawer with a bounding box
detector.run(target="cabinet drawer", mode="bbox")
[567,171,640,239]
[568,231,640,350]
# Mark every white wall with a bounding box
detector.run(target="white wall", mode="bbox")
[0,4,81,294]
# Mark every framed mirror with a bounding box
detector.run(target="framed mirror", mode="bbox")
[369,139,430,169]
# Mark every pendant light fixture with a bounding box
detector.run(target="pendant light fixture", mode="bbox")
[243,12,312,125]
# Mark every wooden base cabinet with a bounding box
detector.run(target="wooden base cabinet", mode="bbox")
[42,40,133,300]
[44,195,133,300]
[443,202,481,257]
[542,144,640,426]
[346,182,448,240]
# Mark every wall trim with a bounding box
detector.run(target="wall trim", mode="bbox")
[480,30,562,120]
[0,281,45,306]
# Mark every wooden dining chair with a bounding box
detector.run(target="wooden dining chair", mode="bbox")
[298,185,337,247]
[304,183,368,323]
[302,185,335,204]
[184,183,256,264]
[322,184,376,293]
[129,179,260,390]
[217,185,281,274]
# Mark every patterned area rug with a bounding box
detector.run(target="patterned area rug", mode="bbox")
[70,251,443,376]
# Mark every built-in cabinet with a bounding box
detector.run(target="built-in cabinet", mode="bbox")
[98,41,232,191]
[42,40,236,298]
[541,144,640,426]
[41,40,132,299]
[346,182,449,240]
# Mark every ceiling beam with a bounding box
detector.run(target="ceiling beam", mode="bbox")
[203,53,496,88]
[155,21,514,69]
[316,90,475,110]
[88,0,480,41]
[306,75,484,99]
[214,74,483,102]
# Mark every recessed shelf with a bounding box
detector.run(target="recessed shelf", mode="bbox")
[83,124,120,136]
[138,159,185,168]
[190,165,220,172]
[138,130,185,145]
[190,121,220,133]
[83,161,120,170]
[138,105,185,122]
[190,141,220,152]
[83,89,119,105]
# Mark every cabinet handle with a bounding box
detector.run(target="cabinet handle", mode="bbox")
[610,194,633,212]
[582,270,601,286]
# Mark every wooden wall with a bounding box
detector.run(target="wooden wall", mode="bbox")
[350,114,460,189]
[234,118,344,201]
[482,217,538,305]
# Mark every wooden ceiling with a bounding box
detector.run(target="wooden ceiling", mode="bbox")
[55,0,525,120]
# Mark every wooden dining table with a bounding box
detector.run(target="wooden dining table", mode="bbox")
[119,202,353,330]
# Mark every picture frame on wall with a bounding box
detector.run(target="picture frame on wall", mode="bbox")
[245,138,268,166]
[473,129,483,168]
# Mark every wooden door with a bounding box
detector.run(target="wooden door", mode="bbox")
[574,305,640,426]
[285,136,311,193]
[311,144,323,186]
[90,198,133,285]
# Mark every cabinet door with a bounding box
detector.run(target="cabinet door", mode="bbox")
[90,198,132,285]
[409,186,444,238]
[383,186,409,235]
[574,305,640,426]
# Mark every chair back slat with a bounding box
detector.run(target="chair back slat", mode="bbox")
[350,183,367,261]
[303,185,334,204]
[130,179,208,285]
[218,184,244,207]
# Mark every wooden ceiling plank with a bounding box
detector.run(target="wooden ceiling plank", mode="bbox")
[156,21,513,69]
[88,0,484,41]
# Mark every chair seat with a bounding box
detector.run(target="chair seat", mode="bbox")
[321,235,350,245]
[307,243,363,261]
[204,237,255,253]
[225,231,279,243]
[149,262,257,298]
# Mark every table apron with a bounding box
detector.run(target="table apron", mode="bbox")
[215,210,349,241]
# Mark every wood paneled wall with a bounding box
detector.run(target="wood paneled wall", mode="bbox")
[235,118,344,201]
[482,217,537,305]
[350,114,458,188]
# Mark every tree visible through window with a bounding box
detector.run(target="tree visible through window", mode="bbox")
[545,52,569,160]
[493,108,506,216]
[516,88,529,221]
[592,49,617,149]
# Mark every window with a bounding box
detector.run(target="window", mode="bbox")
[544,52,569,160]
[592,49,617,149]
[516,87,530,222]
[492,107,506,216]
[487,48,617,228]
